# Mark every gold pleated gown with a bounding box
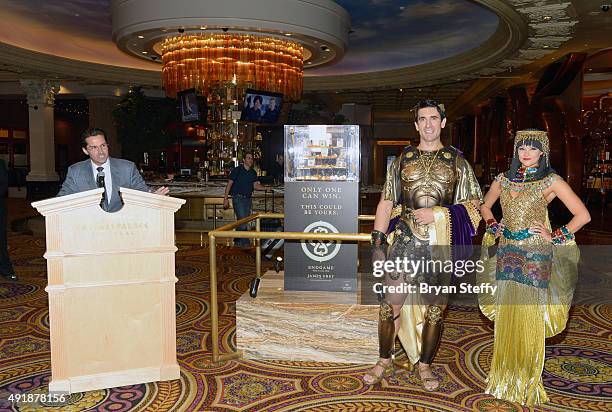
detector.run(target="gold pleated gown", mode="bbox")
[478,174,578,406]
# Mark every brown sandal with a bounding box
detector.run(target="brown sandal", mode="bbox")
[363,359,394,385]
[416,364,440,391]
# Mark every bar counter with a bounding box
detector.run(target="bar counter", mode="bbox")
[147,180,382,226]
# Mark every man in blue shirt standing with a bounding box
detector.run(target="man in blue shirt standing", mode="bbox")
[223,152,267,247]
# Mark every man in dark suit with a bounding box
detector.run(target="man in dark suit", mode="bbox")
[0,159,16,281]
[57,128,168,212]
[245,95,263,122]
[261,97,281,124]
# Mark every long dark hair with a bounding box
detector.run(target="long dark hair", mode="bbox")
[505,129,555,180]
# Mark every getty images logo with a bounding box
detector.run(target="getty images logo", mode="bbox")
[301,221,341,262]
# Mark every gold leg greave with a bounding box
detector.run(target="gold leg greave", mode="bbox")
[419,305,444,364]
[378,302,395,359]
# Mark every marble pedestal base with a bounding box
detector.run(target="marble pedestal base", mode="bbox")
[236,271,379,363]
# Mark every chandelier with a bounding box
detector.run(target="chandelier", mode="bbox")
[161,34,304,101]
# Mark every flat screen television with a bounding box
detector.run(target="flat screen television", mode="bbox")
[178,88,201,122]
[240,89,283,124]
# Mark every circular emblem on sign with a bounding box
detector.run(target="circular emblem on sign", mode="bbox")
[301,221,342,262]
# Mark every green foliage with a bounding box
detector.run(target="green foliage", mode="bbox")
[112,86,181,162]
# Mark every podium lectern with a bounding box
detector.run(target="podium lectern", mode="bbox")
[32,188,185,394]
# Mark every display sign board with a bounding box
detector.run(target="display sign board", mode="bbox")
[284,181,358,292]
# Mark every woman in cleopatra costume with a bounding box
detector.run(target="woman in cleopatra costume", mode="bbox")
[479,129,590,406]
[364,100,482,390]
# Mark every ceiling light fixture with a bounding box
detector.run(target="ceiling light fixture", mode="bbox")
[161,34,304,100]
[112,0,349,100]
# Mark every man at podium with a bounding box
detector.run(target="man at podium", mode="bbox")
[57,128,169,212]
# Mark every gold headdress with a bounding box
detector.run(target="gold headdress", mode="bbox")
[513,129,550,166]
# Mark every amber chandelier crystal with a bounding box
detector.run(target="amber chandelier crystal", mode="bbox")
[161,34,304,100]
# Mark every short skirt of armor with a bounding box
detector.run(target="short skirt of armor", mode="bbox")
[384,219,450,307]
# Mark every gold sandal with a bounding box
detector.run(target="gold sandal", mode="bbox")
[363,359,394,385]
[416,364,440,392]
[392,355,415,373]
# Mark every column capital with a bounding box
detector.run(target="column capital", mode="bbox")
[20,79,60,107]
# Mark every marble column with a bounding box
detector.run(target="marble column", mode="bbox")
[84,85,124,158]
[20,79,60,199]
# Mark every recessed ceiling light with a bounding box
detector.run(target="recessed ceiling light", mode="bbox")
[285,33,292,36]
[200,26,207,30]
[138,35,144,39]
[543,16,552,21]
[543,45,549,48]
[399,88,403,92]
[307,61,312,65]
[142,51,148,54]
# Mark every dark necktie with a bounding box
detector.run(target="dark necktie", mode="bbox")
[96,167,105,188]
[96,166,108,208]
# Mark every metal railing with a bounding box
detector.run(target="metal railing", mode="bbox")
[207,212,375,363]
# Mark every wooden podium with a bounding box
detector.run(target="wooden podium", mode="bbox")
[32,187,186,394]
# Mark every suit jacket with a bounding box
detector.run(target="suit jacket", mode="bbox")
[57,157,150,212]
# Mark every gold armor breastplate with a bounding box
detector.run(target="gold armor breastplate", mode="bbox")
[400,148,458,239]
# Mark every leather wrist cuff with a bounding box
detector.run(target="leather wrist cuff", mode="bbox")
[371,230,387,246]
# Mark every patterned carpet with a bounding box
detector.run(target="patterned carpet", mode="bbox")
[0,204,611,411]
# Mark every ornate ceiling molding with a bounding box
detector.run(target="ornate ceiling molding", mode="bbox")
[0,42,161,87]
[470,1,577,77]
[0,0,578,94]
[304,0,529,91]
[447,1,579,117]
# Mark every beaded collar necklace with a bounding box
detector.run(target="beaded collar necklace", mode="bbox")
[512,166,538,183]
